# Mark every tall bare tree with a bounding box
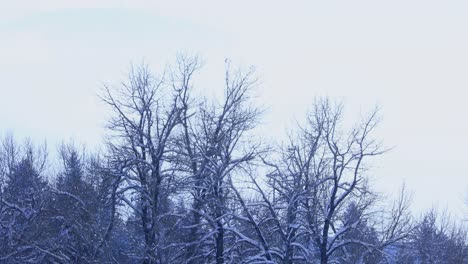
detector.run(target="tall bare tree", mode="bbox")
[102,63,189,263]
[249,99,392,264]
[176,61,261,264]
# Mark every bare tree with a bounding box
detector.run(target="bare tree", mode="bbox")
[176,61,261,264]
[248,99,388,264]
[102,62,188,263]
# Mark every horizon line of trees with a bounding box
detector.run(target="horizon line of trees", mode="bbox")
[1,55,466,263]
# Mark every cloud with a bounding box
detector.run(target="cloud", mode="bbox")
[0,0,159,24]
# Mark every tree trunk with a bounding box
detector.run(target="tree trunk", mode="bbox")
[186,197,202,263]
[215,219,224,264]
[320,245,328,264]
[215,182,224,264]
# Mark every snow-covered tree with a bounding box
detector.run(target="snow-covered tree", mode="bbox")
[175,59,262,264]
[394,209,467,264]
[50,144,100,262]
[0,137,58,263]
[102,61,196,263]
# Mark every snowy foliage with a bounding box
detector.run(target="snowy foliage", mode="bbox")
[0,58,466,264]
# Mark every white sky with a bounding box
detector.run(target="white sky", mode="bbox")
[1,1,467,219]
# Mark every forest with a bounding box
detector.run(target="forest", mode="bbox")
[0,56,466,264]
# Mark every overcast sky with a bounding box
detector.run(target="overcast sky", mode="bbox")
[1,1,467,219]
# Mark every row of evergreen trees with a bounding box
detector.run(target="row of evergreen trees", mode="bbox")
[0,138,466,263]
